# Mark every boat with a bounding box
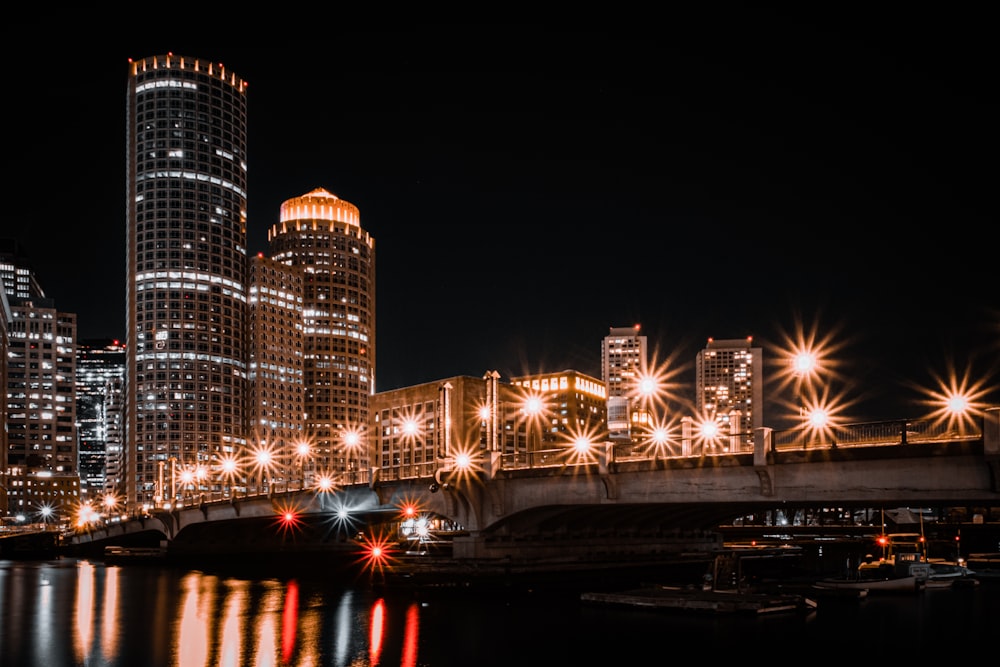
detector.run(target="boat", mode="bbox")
[814,572,923,594]
[581,585,817,615]
[814,533,930,594]
[103,545,168,565]
[859,532,978,589]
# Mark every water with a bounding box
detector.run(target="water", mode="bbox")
[1,557,996,666]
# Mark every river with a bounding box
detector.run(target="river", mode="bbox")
[0,556,996,666]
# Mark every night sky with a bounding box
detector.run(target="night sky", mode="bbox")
[8,17,999,427]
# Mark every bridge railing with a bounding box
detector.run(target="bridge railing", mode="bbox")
[771,418,982,451]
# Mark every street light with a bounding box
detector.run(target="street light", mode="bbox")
[254,449,274,496]
[295,440,312,490]
[519,392,545,466]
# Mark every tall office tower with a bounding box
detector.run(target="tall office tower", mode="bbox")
[695,337,763,450]
[5,298,78,475]
[0,239,46,300]
[247,254,305,492]
[0,289,9,513]
[268,188,375,481]
[125,55,249,510]
[76,339,126,503]
[602,324,647,443]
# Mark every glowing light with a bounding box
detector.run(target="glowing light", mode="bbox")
[272,500,305,537]
[917,359,994,433]
[315,473,337,493]
[282,580,299,664]
[559,422,605,466]
[342,428,363,448]
[637,415,682,458]
[369,598,386,666]
[356,530,397,577]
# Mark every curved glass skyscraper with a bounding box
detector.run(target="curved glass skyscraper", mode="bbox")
[124,54,248,508]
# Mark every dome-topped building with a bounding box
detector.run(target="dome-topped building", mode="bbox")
[268,188,375,480]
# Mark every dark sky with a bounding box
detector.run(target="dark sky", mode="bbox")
[8,17,999,425]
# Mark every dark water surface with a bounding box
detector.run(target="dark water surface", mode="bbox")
[1,557,996,666]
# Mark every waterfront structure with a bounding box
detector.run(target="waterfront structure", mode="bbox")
[695,337,763,450]
[602,325,647,443]
[268,188,375,483]
[124,54,249,509]
[247,254,305,492]
[76,339,126,502]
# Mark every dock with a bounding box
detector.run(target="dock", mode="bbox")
[581,585,816,615]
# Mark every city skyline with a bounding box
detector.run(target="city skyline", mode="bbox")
[10,21,999,425]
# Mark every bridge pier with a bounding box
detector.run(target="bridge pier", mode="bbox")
[753,427,774,496]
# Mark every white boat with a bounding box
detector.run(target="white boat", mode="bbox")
[813,574,927,595]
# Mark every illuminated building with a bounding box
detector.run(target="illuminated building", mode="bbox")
[248,254,305,490]
[124,54,249,508]
[4,297,78,512]
[76,339,126,502]
[371,370,608,477]
[1,242,79,519]
[508,370,609,457]
[0,239,46,299]
[371,376,484,482]
[602,324,647,442]
[695,337,763,449]
[0,290,8,513]
[268,188,375,482]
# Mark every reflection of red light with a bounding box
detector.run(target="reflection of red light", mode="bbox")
[369,598,385,666]
[282,580,298,664]
[402,602,420,667]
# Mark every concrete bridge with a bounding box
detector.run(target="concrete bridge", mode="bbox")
[66,411,1000,562]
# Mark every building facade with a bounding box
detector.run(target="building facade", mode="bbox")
[124,54,249,509]
[4,297,78,517]
[602,324,647,443]
[371,370,609,482]
[695,336,763,450]
[76,339,126,503]
[508,369,609,462]
[268,188,375,483]
[247,253,305,492]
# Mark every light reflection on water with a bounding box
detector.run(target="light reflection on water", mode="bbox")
[1,557,998,666]
[3,558,403,667]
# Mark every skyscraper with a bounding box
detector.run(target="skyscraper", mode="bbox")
[268,188,375,482]
[695,336,763,450]
[124,54,249,509]
[247,253,304,491]
[76,339,126,502]
[602,324,647,442]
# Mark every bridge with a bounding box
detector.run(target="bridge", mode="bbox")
[66,411,1000,564]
